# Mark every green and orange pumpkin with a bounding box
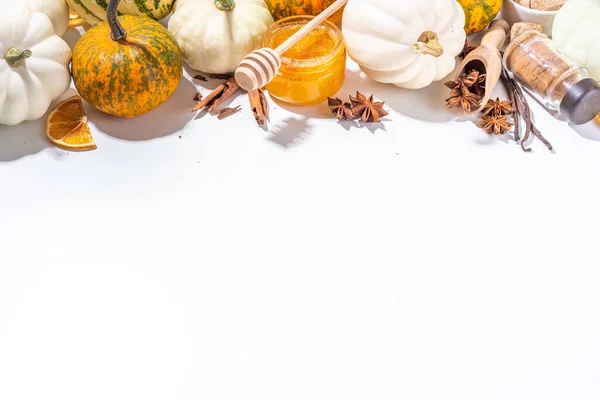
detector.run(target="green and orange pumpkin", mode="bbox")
[456,0,503,34]
[71,0,183,118]
[264,0,344,26]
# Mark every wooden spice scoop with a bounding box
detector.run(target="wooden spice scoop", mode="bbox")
[456,19,510,114]
[235,0,349,91]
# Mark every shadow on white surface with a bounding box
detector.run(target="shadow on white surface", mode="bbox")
[184,64,231,92]
[570,120,600,141]
[88,77,198,141]
[337,119,388,133]
[268,117,313,148]
[340,68,458,124]
[269,97,332,120]
[0,119,49,162]
[265,66,457,124]
[0,89,82,162]
[267,70,454,128]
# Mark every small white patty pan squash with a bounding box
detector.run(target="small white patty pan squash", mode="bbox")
[65,0,174,24]
[342,0,467,89]
[168,0,274,74]
[0,0,69,37]
[0,6,72,126]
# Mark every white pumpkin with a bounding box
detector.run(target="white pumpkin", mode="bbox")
[0,0,69,37]
[342,0,466,89]
[552,0,600,82]
[0,6,72,126]
[168,0,274,74]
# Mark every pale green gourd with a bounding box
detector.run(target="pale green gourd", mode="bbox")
[553,0,600,81]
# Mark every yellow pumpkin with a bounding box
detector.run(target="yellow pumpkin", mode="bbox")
[264,0,343,26]
[456,0,503,34]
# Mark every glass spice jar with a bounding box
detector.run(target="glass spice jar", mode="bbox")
[262,16,347,106]
[504,30,600,125]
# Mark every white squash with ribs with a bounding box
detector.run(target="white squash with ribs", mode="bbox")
[342,0,466,89]
[169,0,274,74]
[0,0,69,37]
[0,6,72,126]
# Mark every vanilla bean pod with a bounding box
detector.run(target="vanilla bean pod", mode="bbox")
[512,75,553,152]
[532,125,554,151]
[500,65,553,152]
[512,77,534,151]
[500,69,520,143]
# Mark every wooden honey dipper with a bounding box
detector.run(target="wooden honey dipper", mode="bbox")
[235,0,348,92]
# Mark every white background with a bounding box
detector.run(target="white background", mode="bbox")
[1,26,600,400]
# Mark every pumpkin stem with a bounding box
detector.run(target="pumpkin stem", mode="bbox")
[414,31,444,58]
[5,47,32,68]
[107,0,127,41]
[214,0,235,11]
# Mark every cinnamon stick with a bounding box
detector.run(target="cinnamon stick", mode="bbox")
[248,89,270,126]
[192,77,241,112]
[208,78,241,112]
[218,105,242,120]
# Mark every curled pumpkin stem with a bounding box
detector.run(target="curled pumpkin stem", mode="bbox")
[214,0,235,11]
[107,0,127,41]
[414,31,444,58]
[5,47,32,68]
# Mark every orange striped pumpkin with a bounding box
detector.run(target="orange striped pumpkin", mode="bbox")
[264,0,343,26]
[71,0,183,117]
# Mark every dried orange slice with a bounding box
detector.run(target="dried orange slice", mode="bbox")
[68,8,87,29]
[46,96,96,151]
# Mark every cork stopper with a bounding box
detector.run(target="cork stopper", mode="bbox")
[559,78,600,125]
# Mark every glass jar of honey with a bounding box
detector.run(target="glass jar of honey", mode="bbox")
[262,16,346,106]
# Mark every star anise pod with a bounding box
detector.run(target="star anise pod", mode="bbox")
[459,39,477,59]
[462,70,482,87]
[444,79,468,99]
[462,70,486,97]
[328,97,354,120]
[446,92,483,114]
[349,92,389,123]
[481,97,515,117]
[478,114,514,135]
[444,70,486,114]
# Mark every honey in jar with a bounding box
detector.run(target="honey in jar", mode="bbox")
[263,16,346,105]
